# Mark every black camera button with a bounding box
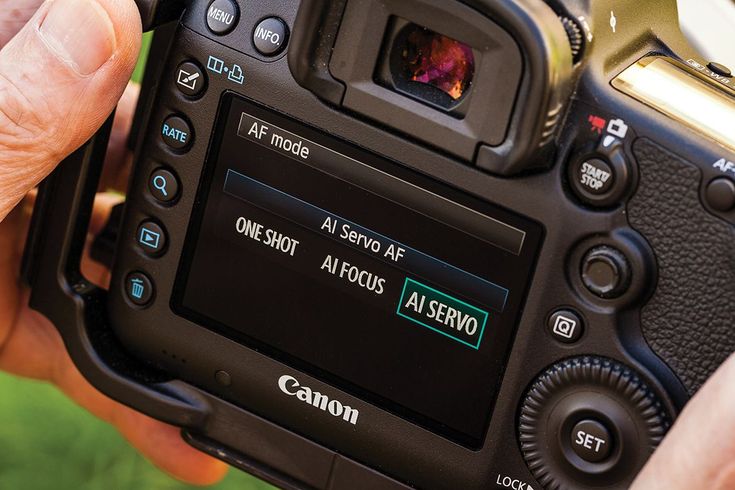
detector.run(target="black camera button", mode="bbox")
[573,158,614,195]
[137,221,167,256]
[206,0,239,35]
[125,272,154,306]
[149,168,180,204]
[708,61,732,78]
[253,17,289,56]
[214,370,232,386]
[705,177,735,212]
[568,136,631,208]
[581,246,631,299]
[175,61,206,98]
[547,309,584,343]
[571,419,613,463]
[161,115,193,151]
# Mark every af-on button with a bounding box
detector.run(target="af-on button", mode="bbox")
[705,177,735,212]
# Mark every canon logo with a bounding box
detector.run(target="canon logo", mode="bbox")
[278,375,359,425]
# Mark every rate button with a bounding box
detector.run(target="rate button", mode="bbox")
[396,278,488,349]
[161,115,193,151]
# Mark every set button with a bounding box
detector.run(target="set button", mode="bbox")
[161,115,193,150]
[571,419,613,463]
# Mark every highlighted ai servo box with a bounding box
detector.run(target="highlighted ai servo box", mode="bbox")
[397,278,489,349]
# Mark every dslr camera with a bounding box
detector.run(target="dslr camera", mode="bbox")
[22,0,735,488]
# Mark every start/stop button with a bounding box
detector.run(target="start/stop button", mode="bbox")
[568,137,632,208]
[575,158,615,195]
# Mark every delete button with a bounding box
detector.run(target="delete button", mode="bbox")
[397,278,489,349]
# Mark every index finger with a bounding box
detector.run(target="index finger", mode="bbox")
[631,352,735,489]
[99,81,140,193]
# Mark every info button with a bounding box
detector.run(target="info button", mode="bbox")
[397,278,488,349]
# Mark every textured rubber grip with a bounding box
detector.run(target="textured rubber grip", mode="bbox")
[628,138,735,395]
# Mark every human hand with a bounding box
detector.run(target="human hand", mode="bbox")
[0,0,227,484]
[632,352,735,489]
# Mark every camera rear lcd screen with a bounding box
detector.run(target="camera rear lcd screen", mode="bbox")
[175,95,543,446]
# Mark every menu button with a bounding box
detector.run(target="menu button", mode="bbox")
[206,0,239,35]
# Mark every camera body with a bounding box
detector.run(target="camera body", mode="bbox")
[24,0,735,489]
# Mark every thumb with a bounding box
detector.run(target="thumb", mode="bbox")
[0,0,140,221]
[632,352,735,489]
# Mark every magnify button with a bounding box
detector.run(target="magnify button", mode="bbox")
[149,168,179,203]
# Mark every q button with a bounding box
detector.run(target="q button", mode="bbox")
[148,168,180,204]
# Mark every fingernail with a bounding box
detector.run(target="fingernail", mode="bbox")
[39,0,116,76]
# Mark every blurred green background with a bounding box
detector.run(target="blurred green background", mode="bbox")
[0,34,272,490]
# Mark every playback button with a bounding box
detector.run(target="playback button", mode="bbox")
[137,220,167,256]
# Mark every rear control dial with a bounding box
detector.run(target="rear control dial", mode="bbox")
[519,357,669,489]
